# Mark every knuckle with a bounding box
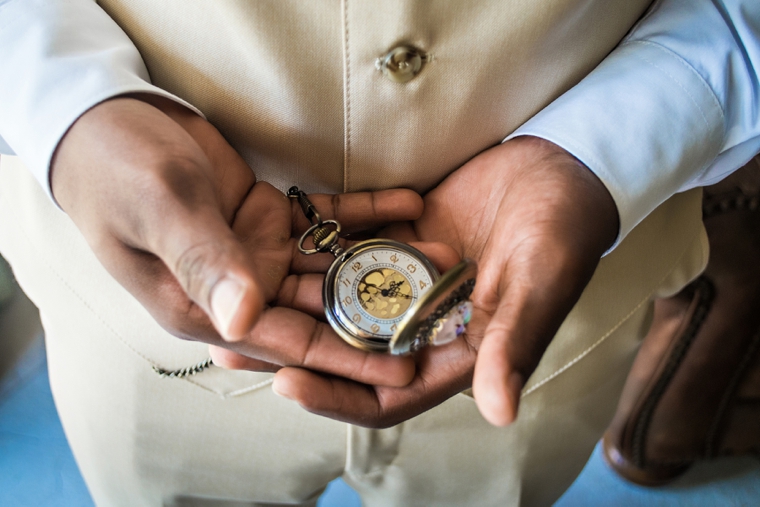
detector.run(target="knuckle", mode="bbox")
[330,193,344,220]
[368,191,379,219]
[298,321,324,367]
[364,389,392,429]
[174,241,223,299]
[274,275,298,307]
[347,354,370,383]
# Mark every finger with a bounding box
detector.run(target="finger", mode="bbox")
[408,241,460,273]
[89,196,267,347]
[238,306,416,387]
[472,305,526,427]
[51,97,266,344]
[291,189,423,235]
[231,182,293,300]
[104,242,222,343]
[377,221,419,244]
[272,339,475,427]
[208,345,280,373]
[104,171,267,343]
[149,204,267,342]
[472,253,594,426]
[273,368,382,426]
[275,274,326,318]
[289,251,335,274]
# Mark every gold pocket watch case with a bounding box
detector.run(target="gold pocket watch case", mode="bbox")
[290,187,477,355]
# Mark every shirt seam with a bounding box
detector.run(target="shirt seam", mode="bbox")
[624,40,726,129]
[624,40,725,183]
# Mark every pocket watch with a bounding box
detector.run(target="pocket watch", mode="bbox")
[289,187,477,355]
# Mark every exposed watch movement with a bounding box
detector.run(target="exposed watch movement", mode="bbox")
[289,187,477,354]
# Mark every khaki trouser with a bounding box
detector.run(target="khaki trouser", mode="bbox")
[0,154,707,506]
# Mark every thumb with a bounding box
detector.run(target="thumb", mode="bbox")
[471,268,584,426]
[151,203,266,341]
[471,290,533,427]
[51,94,265,342]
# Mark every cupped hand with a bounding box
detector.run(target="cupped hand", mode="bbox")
[51,94,422,386]
[268,136,619,427]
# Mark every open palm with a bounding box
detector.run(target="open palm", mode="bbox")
[271,136,620,427]
[52,94,424,389]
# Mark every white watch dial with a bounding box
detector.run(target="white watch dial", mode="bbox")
[333,247,434,338]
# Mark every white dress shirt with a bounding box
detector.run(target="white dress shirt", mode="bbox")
[508,0,760,245]
[1,0,758,247]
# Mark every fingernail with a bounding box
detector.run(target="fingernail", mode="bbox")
[272,377,293,400]
[211,278,245,338]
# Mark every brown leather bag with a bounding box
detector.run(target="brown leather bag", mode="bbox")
[603,156,760,485]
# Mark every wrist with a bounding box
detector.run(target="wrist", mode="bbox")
[508,136,620,256]
[123,92,202,125]
[50,96,207,215]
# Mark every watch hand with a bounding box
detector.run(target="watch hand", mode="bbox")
[386,280,410,298]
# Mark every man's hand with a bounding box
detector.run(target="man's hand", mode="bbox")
[51,95,421,386]
[268,136,619,427]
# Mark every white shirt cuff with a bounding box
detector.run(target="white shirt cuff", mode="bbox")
[0,0,203,205]
[506,41,724,249]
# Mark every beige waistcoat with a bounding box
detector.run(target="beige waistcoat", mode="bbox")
[2,2,718,506]
[97,0,651,194]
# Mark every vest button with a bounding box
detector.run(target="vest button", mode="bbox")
[377,46,428,83]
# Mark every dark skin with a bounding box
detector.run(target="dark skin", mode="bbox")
[53,96,618,428]
[51,94,434,387]
[215,137,620,428]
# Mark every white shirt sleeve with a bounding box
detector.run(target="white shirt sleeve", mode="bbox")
[508,0,760,248]
[0,0,202,203]
[3,0,758,233]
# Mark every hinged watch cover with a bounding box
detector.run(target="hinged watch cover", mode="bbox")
[289,187,477,355]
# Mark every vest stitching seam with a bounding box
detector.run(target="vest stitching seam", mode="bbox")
[522,224,705,398]
[342,0,351,193]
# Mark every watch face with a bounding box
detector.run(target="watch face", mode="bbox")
[357,268,414,319]
[325,241,437,346]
